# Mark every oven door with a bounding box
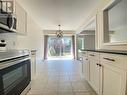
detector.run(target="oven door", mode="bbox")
[0,56,31,95]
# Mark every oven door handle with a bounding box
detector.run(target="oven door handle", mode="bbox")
[0,57,30,70]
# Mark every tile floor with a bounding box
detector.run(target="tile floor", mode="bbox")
[27,60,97,95]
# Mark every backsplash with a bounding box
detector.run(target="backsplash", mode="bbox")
[0,33,17,50]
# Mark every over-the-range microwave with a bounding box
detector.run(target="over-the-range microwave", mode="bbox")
[0,10,17,33]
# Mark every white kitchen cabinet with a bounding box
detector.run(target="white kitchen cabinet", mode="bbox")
[102,64,126,95]
[15,1,27,35]
[100,53,127,95]
[82,51,89,81]
[82,51,127,95]
[30,50,37,80]
[88,52,100,95]
[78,51,84,76]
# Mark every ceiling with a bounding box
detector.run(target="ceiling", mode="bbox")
[17,0,100,30]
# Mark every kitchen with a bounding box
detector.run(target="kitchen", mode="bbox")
[0,0,127,95]
[0,0,43,94]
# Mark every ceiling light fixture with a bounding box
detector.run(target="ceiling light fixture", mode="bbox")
[56,25,63,38]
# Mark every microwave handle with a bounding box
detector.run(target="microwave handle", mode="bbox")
[11,17,14,29]
[7,15,14,29]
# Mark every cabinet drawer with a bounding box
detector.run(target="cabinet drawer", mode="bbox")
[100,53,127,70]
[88,51,99,61]
[81,51,88,58]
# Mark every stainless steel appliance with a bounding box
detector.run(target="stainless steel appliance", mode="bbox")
[0,10,17,33]
[0,50,31,95]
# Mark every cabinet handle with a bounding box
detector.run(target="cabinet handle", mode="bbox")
[79,57,83,61]
[89,54,95,56]
[86,59,88,60]
[98,64,102,67]
[96,63,102,67]
[103,57,115,62]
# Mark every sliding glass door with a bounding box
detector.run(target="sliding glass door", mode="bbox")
[47,36,73,59]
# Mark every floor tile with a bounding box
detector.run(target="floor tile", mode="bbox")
[27,60,97,95]
[74,92,92,95]
[58,92,74,95]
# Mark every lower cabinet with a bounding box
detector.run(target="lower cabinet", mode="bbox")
[88,52,100,95]
[83,57,89,81]
[82,51,89,81]
[30,50,37,80]
[89,59,100,94]
[82,51,127,95]
[100,53,127,95]
[102,64,126,95]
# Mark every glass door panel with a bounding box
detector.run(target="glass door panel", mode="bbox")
[48,36,72,59]
[77,37,85,60]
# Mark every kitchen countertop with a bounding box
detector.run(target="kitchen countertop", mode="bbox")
[81,49,127,55]
[0,50,30,62]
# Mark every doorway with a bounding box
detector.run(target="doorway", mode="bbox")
[47,36,73,60]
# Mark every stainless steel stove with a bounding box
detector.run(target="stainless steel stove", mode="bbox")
[0,50,31,95]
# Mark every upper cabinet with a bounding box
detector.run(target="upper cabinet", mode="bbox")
[103,0,127,44]
[15,1,27,35]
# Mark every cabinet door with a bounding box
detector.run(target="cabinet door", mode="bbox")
[102,63,126,95]
[31,55,36,79]
[15,2,27,35]
[89,59,100,94]
[82,57,89,81]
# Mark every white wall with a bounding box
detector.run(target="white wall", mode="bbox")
[16,15,44,63]
[0,33,17,50]
[84,35,95,50]
[76,34,95,50]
